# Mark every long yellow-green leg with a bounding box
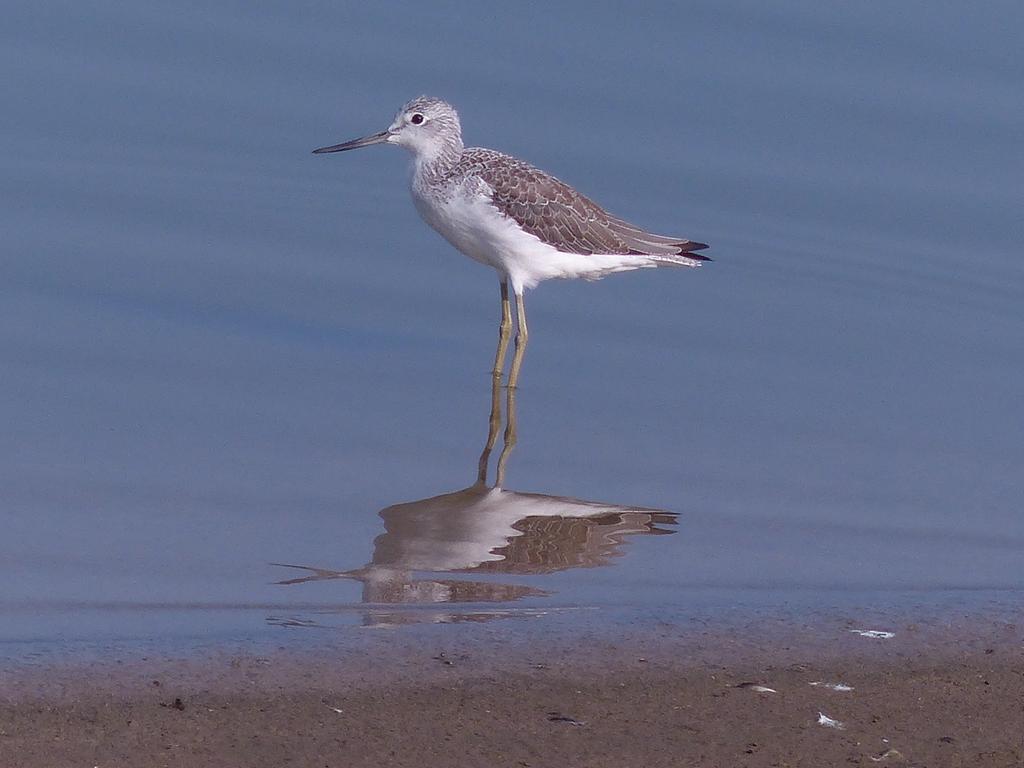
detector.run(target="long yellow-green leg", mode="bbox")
[476,367,503,485]
[476,281,512,485]
[495,291,527,487]
[492,281,512,376]
[507,291,528,391]
[494,375,518,488]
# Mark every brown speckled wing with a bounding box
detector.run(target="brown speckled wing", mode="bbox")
[459,148,709,258]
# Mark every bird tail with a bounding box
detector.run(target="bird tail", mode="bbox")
[649,240,711,268]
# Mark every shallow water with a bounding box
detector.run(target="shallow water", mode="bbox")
[2,1,1022,652]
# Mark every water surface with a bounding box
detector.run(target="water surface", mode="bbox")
[2,1,1022,652]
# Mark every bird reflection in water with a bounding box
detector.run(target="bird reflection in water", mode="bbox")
[271,367,677,627]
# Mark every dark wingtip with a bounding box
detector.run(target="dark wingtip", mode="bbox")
[678,241,711,260]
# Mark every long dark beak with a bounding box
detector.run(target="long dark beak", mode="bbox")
[312,130,390,154]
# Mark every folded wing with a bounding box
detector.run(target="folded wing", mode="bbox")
[462,148,709,260]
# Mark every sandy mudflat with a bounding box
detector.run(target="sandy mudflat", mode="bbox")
[1,618,1022,767]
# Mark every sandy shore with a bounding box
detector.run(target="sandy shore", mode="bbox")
[2,617,1022,767]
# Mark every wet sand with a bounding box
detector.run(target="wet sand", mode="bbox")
[3,616,1021,767]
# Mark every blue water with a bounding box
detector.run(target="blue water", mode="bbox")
[2,1,1022,651]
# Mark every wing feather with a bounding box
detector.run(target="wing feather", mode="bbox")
[456,148,709,259]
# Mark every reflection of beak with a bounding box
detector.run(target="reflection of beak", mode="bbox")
[312,129,391,154]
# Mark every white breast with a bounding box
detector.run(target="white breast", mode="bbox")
[410,178,656,294]
[411,183,511,269]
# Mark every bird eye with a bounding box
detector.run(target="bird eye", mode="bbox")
[410,113,425,125]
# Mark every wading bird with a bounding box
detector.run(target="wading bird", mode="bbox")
[314,96,709,389]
